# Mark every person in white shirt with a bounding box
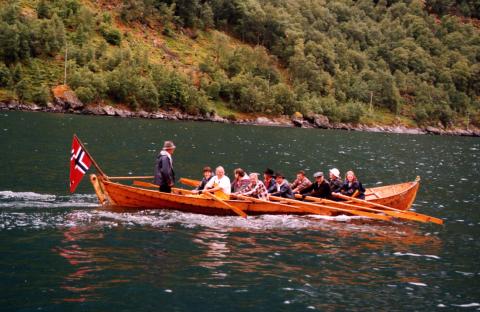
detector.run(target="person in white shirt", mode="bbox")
[203,166,231,199]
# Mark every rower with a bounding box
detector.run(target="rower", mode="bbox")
[300,171,331,199]
[203,166,231,200]
[236,173,269,200]
[290,170,312,194]
[154,140,176,193]
[335,170,365,200]
[271,172,294,198]
[191,166,213,194]
[328,168,343,193]
[231,168,250,193]
[263,168,277,193]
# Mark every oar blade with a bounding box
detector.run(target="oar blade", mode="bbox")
[203,191,247,218]
[179,178,201,187]
[133,180,159,188]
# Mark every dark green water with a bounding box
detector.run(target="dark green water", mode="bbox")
[1,111,479,311]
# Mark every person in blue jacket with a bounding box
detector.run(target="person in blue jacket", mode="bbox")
[154,141,176,193]
[271,172,294,199]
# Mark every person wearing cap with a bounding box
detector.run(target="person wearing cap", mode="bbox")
[290,170,312,194]
[328,168,343,193]
[237,173,269,200]
[154,140,176,193]
[271,172,294,199]
[231,168,251,193]
[336,170,365,199]
[203,166,231,200]
[263,168,277,194]
[300,171,331,199]
[191,166,214,194]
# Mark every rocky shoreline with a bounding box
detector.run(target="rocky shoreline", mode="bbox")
[1,87,479,137]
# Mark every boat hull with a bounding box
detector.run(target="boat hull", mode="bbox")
[90,175,420,216]
[95,177,333,216]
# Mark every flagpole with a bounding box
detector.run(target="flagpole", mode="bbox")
[73,134,108,178]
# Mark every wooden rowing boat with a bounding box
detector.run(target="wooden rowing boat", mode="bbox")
[89,174,420,217]
[363,177,420,211]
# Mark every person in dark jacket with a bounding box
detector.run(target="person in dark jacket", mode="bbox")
[271,172,294,198]
[336,170,365,200]
[300,172,331,199]
[263,168,277,194]
[154,141,176,193]
[328,168,343,193]
[192,166,213,194]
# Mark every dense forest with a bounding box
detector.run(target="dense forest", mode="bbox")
[0,0,479,127]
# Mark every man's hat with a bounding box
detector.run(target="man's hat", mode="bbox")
[329,168,340,178]
[264,168,274,176]
[313,171,324,178]
[162,141,176,150]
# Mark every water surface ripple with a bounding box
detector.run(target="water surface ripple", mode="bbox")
[0,111,479,311]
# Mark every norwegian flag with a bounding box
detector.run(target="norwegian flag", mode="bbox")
[69,136,92,193]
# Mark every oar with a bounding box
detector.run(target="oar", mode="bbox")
[332,193,443,225]
[133,180,159,188]
[110,176,154,180]
[268,195,392,222]
[295,194,438,225]
[179,177,201,188]
[203,190,248,218]
[231,194,336,216]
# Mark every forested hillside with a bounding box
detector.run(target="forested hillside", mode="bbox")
[0,0,479,127]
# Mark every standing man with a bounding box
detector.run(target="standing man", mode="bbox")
[154,140,176,193]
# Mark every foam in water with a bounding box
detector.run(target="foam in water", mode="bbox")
[393,252,441,259]
[0,190,396,232]
[0,190,98,209]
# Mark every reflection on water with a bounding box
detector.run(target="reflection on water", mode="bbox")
[43,207,444,306]
[54,225,132,303]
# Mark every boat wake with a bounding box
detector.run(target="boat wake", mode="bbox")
[0,190,382,232]
[0,190,99,209]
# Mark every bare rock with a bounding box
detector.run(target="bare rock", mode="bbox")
[211,114,227,123]
[313,114,330,128]
[30,104,41,111]
[114,107,132,118]
[52,85,84,110]
[292,118,303,127]
[102,105,116,116]
[136,110,150,118]
[82,105,105,115]
[331,123,351,130]
[425,126,444,135]
[7,100,20,109]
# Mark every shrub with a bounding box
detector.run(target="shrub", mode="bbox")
[75,86,95,104]
[0,63,10,87]
[100,24,122,45]
[30,84,50,106]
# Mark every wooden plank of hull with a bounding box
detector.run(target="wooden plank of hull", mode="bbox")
[360,180,419,210]
[102,180,333,216]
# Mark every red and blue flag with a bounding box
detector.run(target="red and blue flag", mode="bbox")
[69,136,92,193]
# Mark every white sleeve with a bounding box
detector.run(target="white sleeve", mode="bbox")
[205,176,216,189]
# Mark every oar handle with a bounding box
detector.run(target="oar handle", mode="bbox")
[203,191,247,218]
